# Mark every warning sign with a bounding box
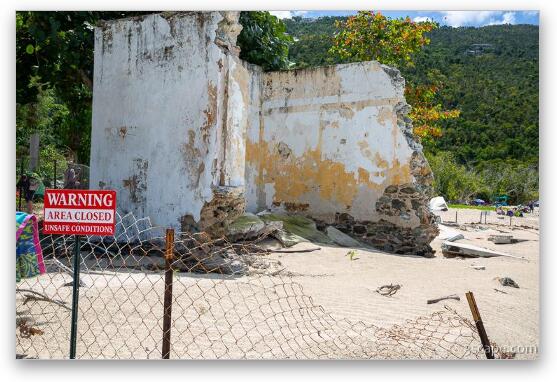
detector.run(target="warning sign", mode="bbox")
[43,189,116,236]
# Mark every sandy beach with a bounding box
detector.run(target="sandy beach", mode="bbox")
[266,208,539,359]
[16,208,538,359]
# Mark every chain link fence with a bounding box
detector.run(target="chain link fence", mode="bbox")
[17,212,488,360]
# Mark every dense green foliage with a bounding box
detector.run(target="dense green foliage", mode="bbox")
[16,11,151,164]
[426,151,538,204]
[16,11,290,172]
[237,11,293,70]
[407,25,539,166]
[284,17,539,203]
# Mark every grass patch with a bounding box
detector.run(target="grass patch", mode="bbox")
[448,204,496,211]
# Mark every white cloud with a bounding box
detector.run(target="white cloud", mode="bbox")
[441,11,500,27]
[413,16,433,23]
[269,11,308,19]
[487,12,517,25]
[270,11,293,19]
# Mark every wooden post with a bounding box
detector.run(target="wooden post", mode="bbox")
[162,228,175,359]
[465,291,494,359]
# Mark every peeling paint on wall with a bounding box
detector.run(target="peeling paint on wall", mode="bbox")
[91,11,437,254]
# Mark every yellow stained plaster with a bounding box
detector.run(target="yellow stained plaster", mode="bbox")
[246,125,412,208]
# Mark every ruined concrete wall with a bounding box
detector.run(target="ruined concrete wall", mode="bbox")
[90,12,246,233]
[245,62,438,255]
[91,12,437,254]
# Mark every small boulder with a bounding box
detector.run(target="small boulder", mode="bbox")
[226,213,265,241]
[326,226,362,247]
[497,276,519,288]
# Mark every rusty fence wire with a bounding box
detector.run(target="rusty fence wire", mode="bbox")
[17,212,487,360]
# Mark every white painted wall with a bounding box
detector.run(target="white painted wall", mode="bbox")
[245,62,417,224]
[91,12,238,230]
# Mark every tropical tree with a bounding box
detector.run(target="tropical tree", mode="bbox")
[404,70,460,142]
[16,11,150,163]
[329,11,436,67]
[426,151,484,201]
[329,11,459,141]
[237,11,293,71]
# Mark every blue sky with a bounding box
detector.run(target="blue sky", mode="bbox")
[269,10,539,27]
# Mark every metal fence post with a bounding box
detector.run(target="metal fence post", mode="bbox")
[69,235,82,359]
[162,228,175,359]
[465,291,494,359]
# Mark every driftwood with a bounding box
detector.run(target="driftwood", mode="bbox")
[268,247,321,254]
[17,288,71,311]
[494,288,508,294]
[44,258,87,287]
[427,294,460,304]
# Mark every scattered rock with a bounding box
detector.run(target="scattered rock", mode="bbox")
[326,226,362,247]
[259,214,333,245]
[270,230,307,247]
[226,213,265,241]
[496,277,519,288]
[488,234,513,244]
[471,264,486,270]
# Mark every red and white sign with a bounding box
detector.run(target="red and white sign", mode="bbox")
[43,189,116,236]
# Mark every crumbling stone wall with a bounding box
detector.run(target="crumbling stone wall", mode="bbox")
[91,11,437,254]
[245,62,438,255]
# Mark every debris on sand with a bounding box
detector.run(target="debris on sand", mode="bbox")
[495,277,520,288]
[427,294,460,304]
[441,241,523,259]
[488,234,528,244]
[488,234,513,244]
[438,224,465,242]
[376,283,401,297]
